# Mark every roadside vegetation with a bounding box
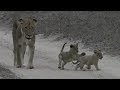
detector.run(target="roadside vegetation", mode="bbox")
[0,11,120,56]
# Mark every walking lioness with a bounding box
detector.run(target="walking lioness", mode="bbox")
[58,43,79,70]
[12,17,37,69]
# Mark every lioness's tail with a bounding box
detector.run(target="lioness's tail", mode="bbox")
[60,43,67,53]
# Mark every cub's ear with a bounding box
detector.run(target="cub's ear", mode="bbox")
[18,18,24,24]
[76,43,78,47]
[70,44,74,48]
[32,19,37,26]
[94,50,97,54]
[99,50,101,52]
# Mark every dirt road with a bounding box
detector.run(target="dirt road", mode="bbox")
[0,26,120,79]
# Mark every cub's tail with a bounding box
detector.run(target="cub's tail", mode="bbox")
[60,43,67,53]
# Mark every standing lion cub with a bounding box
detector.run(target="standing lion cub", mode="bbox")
[58,42,85,70]
[58,43,79,70]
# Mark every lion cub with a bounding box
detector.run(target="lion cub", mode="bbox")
[75,50,103,71]
[58,43,79,70]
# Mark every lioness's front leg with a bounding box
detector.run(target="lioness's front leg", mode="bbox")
[16,45,22,68]
[21,44,26,65]
[27,45,35,69]
[12,33,18,66]
[13,47,17,66]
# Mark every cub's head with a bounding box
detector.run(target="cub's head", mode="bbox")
[18,18,37,40]
[70,43,79,53]
[94,49,103,59]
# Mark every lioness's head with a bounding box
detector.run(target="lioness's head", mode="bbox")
[70,43,79,53]
[94,49,103,59]
[18,18,37,40]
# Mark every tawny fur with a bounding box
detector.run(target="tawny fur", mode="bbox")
[75,50,103,71]
[12,17,37,69]
[58,43,79,70]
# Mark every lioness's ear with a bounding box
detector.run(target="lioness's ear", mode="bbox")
[18,19,24,24]
[32,19,37,26]
[33,19,37,23]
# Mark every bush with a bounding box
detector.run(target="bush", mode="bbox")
[0,11,120,56]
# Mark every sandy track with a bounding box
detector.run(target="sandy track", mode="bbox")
[0,26,120,79]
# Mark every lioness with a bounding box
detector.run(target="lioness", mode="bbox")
[75,50,103,71]
[12,17,37,69]
[58,43,79,70]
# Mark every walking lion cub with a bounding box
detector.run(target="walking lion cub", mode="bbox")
[74,50,103,71]
[58,42,86,70]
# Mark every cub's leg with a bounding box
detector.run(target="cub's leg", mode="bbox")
[58,55,62,69]
[94,63,100,71]
[27,45,35,69]
[61,61,67,70]
[58,59,62,69]
[79,62,86,71]
[75,63,80,70]
[86,64,91,69]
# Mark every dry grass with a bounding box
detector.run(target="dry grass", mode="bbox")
[0,11,120,56]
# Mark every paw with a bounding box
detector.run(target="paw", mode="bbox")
[82,69,86,71]
[21,61,24,65]
[86,66,88,69]
[96,69,101,71]
[27,66,34,69]
[60,68,64,70]
[14,61,17,66]
[75,68,78,71]
[86,67,90,69]
[16,65,22,68]
[14,63,17,66]
[58,66,61,69]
